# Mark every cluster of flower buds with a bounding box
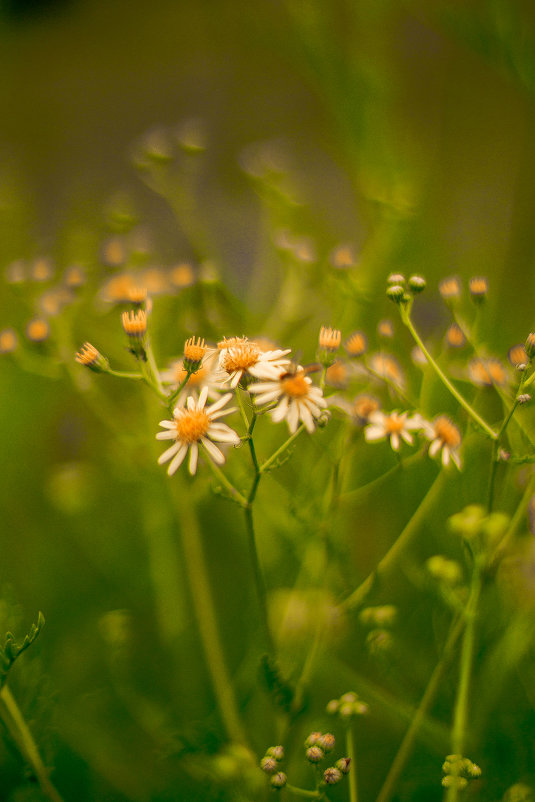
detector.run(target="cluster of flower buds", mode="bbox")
[303,731,350,787]
[326,691,369,720]
[259,745,286,789]
[441,754,481,790]
[426,554,464,587]
[386,273,426,305]
[448,505,510,565]
[359,605,397,655]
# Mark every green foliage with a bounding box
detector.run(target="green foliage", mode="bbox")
[0,613,45,690]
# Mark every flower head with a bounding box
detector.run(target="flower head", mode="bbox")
[75,342,109,372]
[249,367,327,433]
[468,357,508,387]
[217,336,290,388]
[422,415,462,469]
[156,387,240,475]
[344,331,367,357]
[364,410,422,452]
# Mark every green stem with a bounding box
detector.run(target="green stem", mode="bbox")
[346,725,359,802]
[0,685,64,802]
[445,569,482,802]
[285,784,322,798]
[244,502,275,655]
[374,615,464,802]
[106,369,143,380]
[205,459,248,508]
[341,471,446,610]
[399,307,497,440]
[487,397,520,512]
[260,424,306,474]
[166,370,194,409]
[167,479,249,747]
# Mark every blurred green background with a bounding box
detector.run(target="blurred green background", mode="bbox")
[2,1,535,800]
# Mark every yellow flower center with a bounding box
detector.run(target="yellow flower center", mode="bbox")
[434,417,461,447]
[384,414,405,434]
[174,410,210,443]
[222,343,261,373]
[281,373,309,398]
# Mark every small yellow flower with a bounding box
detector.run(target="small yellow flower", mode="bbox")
[0,328,18,354]
[330,243,357,269]
[369,353,405,388]
[439,276,461,300]
[319,326,341,351]
[26,318,50,342]
[344,331,367,357]
[468,357,508,387]
[508,344,528,369]
[446,323,466,348]
[121,309,147,339]
[169,262,195,288]
[377,319,394,338]
[469,276,488,300]
[75,342,109,372]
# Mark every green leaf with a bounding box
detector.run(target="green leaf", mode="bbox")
[0,612,45,689]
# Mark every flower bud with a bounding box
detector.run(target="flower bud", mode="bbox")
[408,274,426,293]
[306,746,324,763]
[323,767,342,785]
[270,772,287,789]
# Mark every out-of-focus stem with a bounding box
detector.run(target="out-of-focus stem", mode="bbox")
[0,685,64,802]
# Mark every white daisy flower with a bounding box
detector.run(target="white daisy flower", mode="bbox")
[364,410,423,452]
[217,336,291,388]
[421,415,462,470]
[249,367,328,434]
[156,386,240,475]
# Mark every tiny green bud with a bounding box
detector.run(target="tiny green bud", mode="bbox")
[271,772,287,789]
[408,274,426,293]
[326,699,339,715]
[305,732,322,747]
[266,745,284,761]
[318,733,335,753]
[323,767,343,785]
[335,758,351,774]
[260,756,278,774]
[306,746,325,763]
[387,273,406,284]
[386,284,405,303]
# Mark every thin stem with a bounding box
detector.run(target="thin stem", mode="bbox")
[341,471,445,610]
[285,784,322,798]
[260,424,306,474]
[205,459,248,508]
[487,397,520,512]
[0,685,64,802]
[346,725,359,802]
[375,615,464,802]
[445,569,482,802]
[399,306,497,440]
[167,478,249,747]
[166,370,194,409]
[244,503,275,655]
[106,369,143,380]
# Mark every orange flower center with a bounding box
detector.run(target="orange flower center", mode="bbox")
[434,417,461,447]
[384,414,405,434]
[174,410,210,443]
[281,374,309,398]
[222,343,261,373]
